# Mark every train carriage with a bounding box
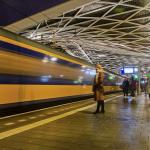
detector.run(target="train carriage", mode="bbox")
[0,28,122,116]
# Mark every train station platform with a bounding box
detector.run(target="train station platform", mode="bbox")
[0,94,149,150]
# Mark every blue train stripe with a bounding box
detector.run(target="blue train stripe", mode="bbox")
[0,74,92,85]
[0,74,117,86]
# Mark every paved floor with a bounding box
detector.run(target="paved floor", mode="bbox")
[0,94,149,150]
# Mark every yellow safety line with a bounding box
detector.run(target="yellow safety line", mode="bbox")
[0,104,95,140]
[0,95,121,140]
[0,94,119,120]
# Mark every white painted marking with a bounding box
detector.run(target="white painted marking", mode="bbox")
[18,119,26,122]
[105,95,122,102]
[64,108,70,110]
[0,95,121,140]
[29,117,37,119]
[46,113,53,115]
[69,106,74,108]
[53,111,59,113]
[4,123,14,126]
[0,98,93,120]
[38,114,45,117]
[59,109,65,111]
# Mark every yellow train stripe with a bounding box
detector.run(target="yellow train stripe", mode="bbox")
[0,36,88,66]
[0,95,121,140]
[0,85,93,104]
[0,85,120,105]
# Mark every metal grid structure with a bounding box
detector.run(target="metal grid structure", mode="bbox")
[20,0,150,73]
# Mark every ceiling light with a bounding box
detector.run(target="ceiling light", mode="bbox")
[51,57,58,62]
[42,57,49,63]
[60,75,64,77]
[98,54,106,57]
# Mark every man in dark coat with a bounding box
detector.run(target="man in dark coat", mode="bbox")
[122,77,129,98]
[129,76,137,100]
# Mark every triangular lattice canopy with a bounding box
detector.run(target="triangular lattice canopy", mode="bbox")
[21,0,150,73]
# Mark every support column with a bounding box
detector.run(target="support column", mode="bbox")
[138,62,141,95]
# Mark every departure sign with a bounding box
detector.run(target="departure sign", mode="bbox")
[120,67,138,74]
[124,68,133,73]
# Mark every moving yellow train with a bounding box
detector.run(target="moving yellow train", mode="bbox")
[0,28,122,116]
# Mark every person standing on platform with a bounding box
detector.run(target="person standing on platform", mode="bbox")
[147,76,150,99]
[121,77,129,98]
[129,76,137,100]
[92,64,105,114]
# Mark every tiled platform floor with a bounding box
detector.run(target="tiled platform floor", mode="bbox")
[0,94,150,150]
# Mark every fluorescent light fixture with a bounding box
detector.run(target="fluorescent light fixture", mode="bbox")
[51,57,58,62]
[42,57,49,63]
[73,80,78,84]
[90,70,96,75]
[48,75,52,78]
[85,71,90,74]
[41,76,50,82]
[98,54,106,57]
[78,76,83,79]
[60,75,64,77]
[134,68,138,72]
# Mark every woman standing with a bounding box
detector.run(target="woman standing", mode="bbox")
[93,64,105,114]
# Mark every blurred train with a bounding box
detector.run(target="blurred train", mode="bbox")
[0,28,122,116]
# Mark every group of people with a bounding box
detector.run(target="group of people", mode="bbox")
[147,78,150,98]
[121,77,137,99]
[122,76,150,99]
[92,64,150,114]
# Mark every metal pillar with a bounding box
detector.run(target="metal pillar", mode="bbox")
[138,63,141,95]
